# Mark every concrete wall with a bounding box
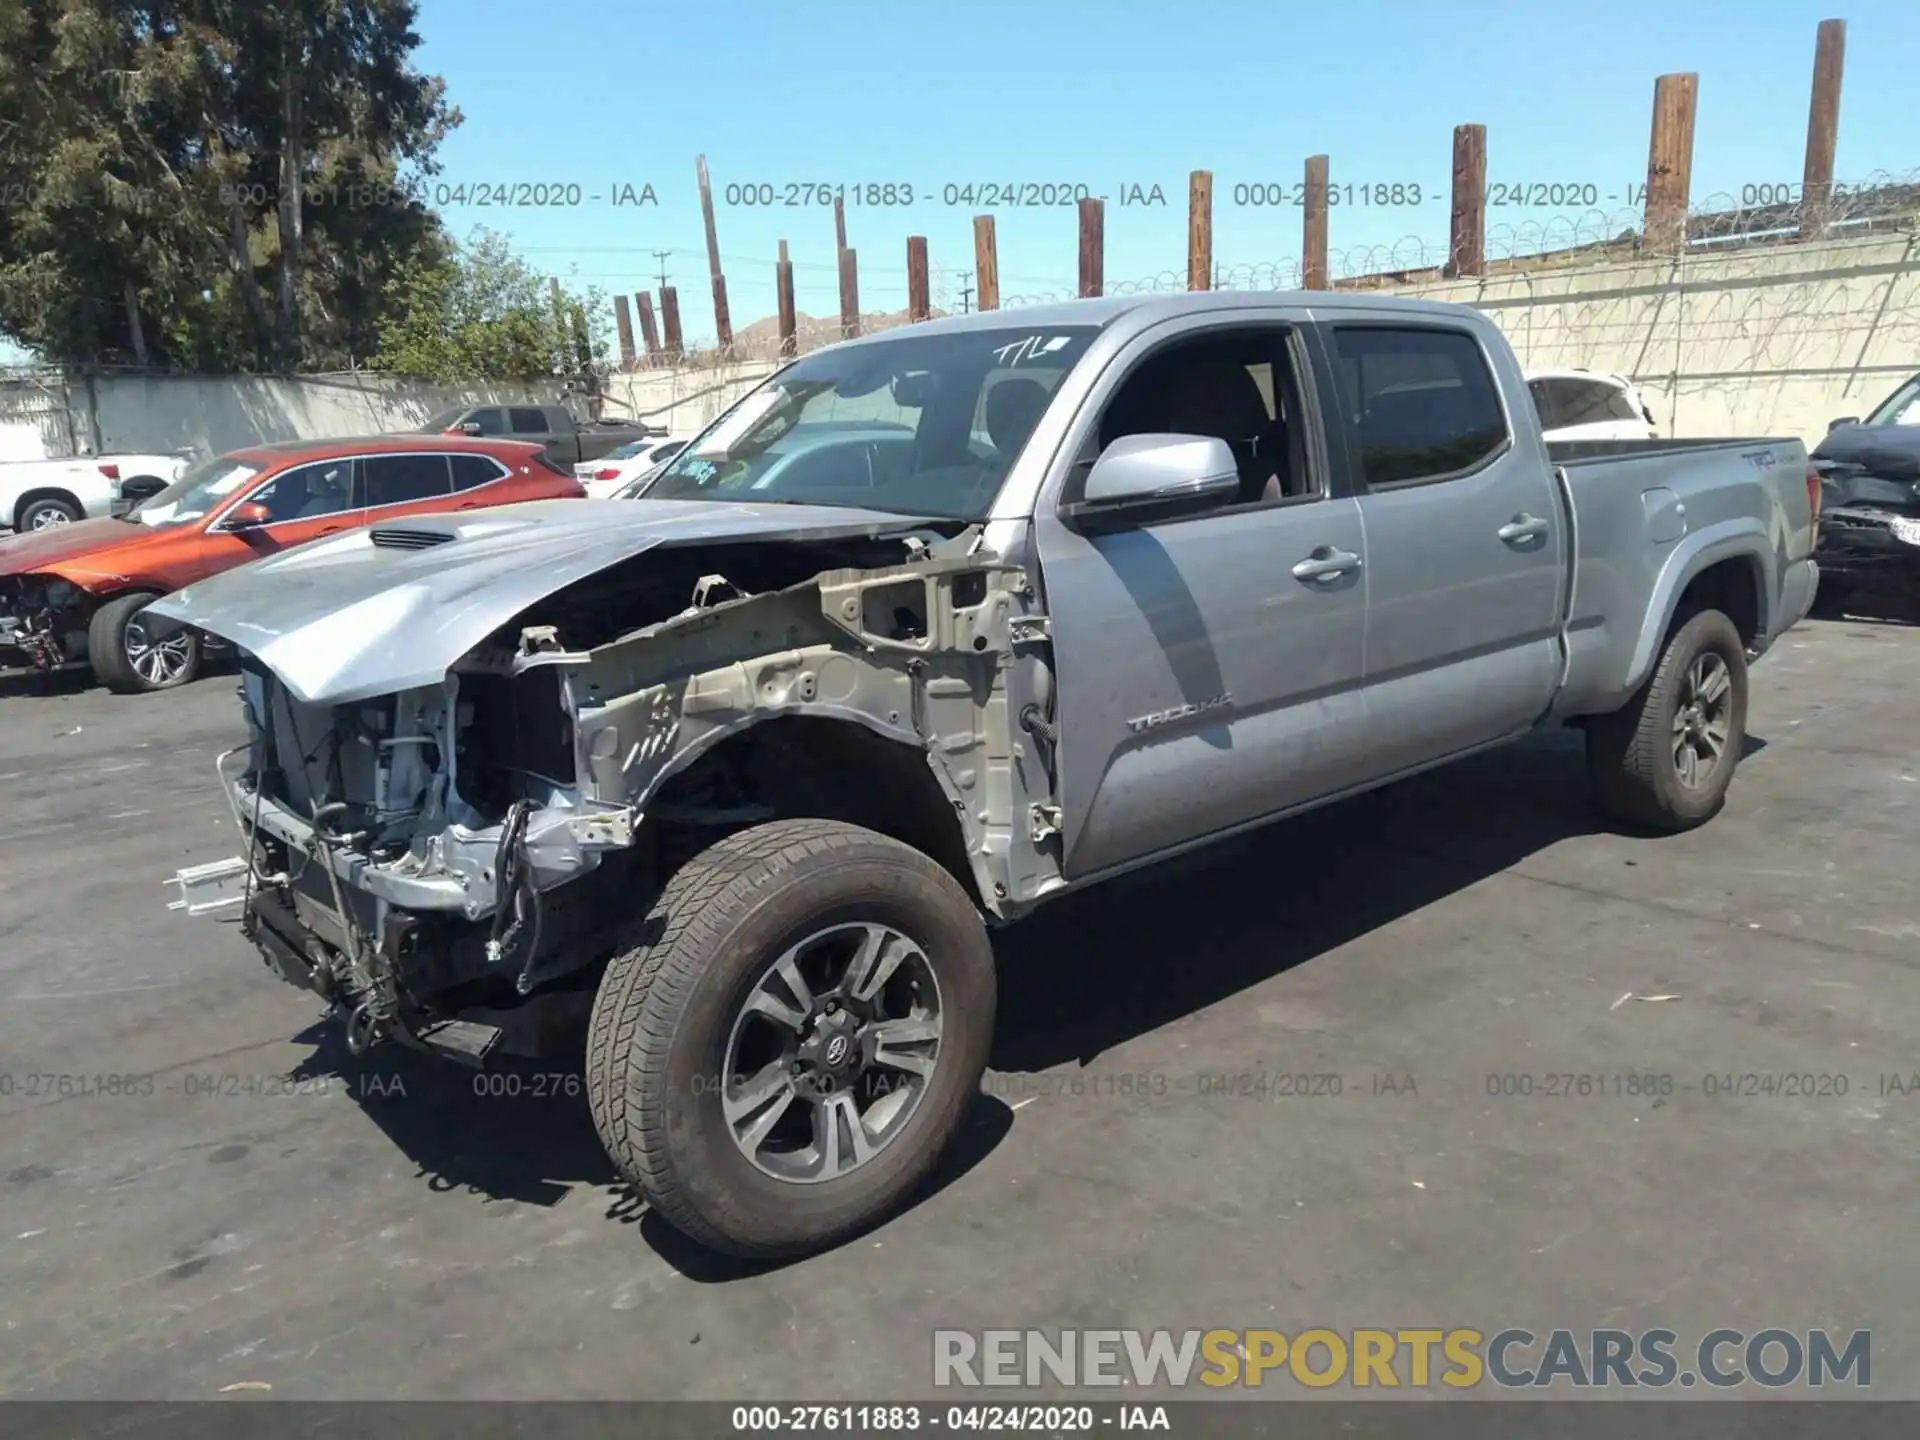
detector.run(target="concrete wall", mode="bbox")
[1386,230,1920,444]
[88,373,565,459]
[4,231,1916,462]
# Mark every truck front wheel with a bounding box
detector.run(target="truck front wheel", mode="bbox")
[585,819,996,1258]
[1586,608,1749,831]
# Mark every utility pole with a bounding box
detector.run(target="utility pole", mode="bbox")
[649,249,672,291]
[957,270,975,314]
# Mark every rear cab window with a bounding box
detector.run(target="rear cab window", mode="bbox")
[1329,326,1510,486]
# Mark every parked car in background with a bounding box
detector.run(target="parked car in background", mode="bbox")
[417,403,647,468]
[158,291,1816,1259]
[0,451,196,532]
[1527,369,1657,441]
[0,436,582,692]
[576,435,690,497]
[1809,371,1920,612]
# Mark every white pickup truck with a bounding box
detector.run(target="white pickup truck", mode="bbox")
[0,452,195,532]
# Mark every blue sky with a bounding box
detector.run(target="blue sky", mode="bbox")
[411,0,1920,344]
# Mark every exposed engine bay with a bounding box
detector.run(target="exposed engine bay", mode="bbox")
[213,524,1065,1063]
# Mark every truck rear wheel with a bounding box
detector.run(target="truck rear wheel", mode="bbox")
[1586,608,1748,831]
[585,819,995,1258]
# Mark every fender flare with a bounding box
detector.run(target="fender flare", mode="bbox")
[1619,519,1773,696]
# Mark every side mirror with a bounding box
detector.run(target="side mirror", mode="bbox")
[1828,416,1860,431]
[1061,434,1241,532]
[460,420,483,436]
[220,501,273,531]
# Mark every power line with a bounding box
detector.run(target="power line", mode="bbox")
[649,249,672,291]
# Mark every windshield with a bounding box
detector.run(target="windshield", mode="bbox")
[421,407,468,432]
[1863,376,1920,428]
[129,456,264,527]
[641,325,1100,520]
[604,440,649,461]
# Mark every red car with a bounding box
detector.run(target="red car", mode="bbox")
[0,435,584,693]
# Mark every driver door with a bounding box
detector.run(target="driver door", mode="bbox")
[1029,317,1373,881]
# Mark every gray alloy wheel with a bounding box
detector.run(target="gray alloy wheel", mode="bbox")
[1671,651,1734,790]
[721,921,944,1184]
[122,613,196,688]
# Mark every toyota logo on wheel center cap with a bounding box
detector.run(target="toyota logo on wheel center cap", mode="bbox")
[824,1034,850,1068]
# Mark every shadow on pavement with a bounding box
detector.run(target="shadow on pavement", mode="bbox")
[989,725,1700,1074]
[272,720,1767,1270]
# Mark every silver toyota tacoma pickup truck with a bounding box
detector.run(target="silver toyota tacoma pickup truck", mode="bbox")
[156,292,1820,1257]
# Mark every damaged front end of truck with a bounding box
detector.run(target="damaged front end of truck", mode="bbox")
[158,501,1064,1066]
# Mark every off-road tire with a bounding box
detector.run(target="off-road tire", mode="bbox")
[585,819,995,1258]
[1586,608,1748,831]
[88,591,202,693]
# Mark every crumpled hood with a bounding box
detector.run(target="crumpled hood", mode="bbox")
[0,517,149,581]
[1813,423,1920,479]
[147,497,942,705]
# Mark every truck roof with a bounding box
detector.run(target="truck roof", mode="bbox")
[839,289,1489,346]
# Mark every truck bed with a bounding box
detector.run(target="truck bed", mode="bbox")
[1548,434,1817,721]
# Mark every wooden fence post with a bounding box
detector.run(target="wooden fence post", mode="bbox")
[1800,19,1846,238]
[1302,155,1330,290]
[633,293,661,366]
[659,285,683,362]
[1188,171,1212,290]
[1446,124,1486,278]
[695,154,732,351]
[839,248,862,339]
[612,294,637,370]
[906,236,931,321]
[973,216,999,311]
[776,240,797,358]
[1078,196,1104,298]
[1643,73,1699,253]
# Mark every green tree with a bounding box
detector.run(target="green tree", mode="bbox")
[370,226,610,382]
[0,0,459,371]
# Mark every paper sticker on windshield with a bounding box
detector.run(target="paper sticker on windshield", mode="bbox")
[993,335,1076,367]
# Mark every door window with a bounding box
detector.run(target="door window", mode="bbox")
[363,453,453,507]
[1332,327,1508,486]
[509,407,551,434]
[1089,327,1315,507]
[450,454,509,492]
[243,459,356,524]
[467,408,505,436]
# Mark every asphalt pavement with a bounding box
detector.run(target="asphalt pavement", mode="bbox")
[0,606,1915,1401]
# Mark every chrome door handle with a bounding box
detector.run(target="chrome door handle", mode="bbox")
[1498,513,1551,544]
[1291,547,1362,582]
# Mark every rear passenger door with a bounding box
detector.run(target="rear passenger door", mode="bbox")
[1319,321,1564,772]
